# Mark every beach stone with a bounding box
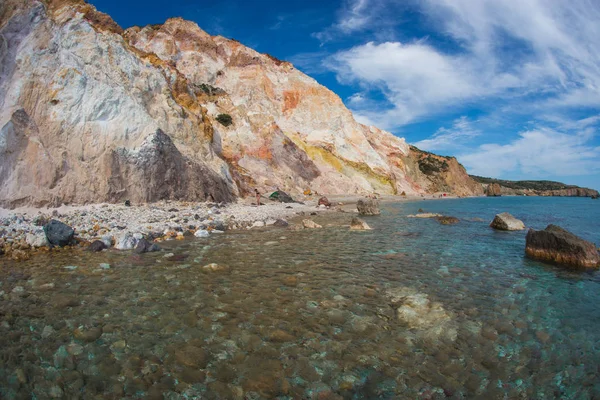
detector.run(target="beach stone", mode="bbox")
[357,199,380,216]
[318,196,332,207]
[350,217,371,230]
[525,224,599,268]
[270,190,295,203]
[87,240,107,252]
[26,230,49,247]
[252,220,265,228]
[115,232,138,250]
[273,219,289,227]
[194,229,210,238]
[134,238,160,254]
[74,326,103,342]
[490,212,525,231]
[100,235,113,247]
[175,345,208,368]
[302,219,322,229]
[202,263,230,272]
[43,220,74,247]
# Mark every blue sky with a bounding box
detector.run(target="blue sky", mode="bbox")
[89,0,600,190]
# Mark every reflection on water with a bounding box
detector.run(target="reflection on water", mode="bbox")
[1,198,599,399]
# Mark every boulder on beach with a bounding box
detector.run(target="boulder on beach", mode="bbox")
[318,197,331,208]
[87,240,107,252]
[525,224,599,269]
[357,199,380,216]
[134,238,160,254]
[26,229,49,248]
[43,220,74,247]
[490,212,525,231]
[350,217,371,230]
[269,191,295,203]
[302,219,322,229]
[114,232,139,250]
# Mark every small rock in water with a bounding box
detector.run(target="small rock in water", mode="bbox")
[202,263,230,272]
[87,240,107,252]
[194,229,210,238]
[357,198,380,216]
[435,215,459,225]
[99,263,111,270]
[302,219,322,229]
[350,217,371,230]
[490,212,525,231]
[269,329,295,342]
[134,238,160,254]
[73,326,103,342]
[175,345,208,368]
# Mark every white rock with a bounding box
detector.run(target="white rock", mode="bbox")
[302,219,322,229]
[100,235,113,247]
[115,232,138,250]
[194,229,210,238]
[490,212,525,231]
[252,221,265,228]
[26,230,49,247]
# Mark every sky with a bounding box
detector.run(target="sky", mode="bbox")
[88,0,600,190]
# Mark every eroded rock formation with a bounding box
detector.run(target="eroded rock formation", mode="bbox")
[0,0,485,208]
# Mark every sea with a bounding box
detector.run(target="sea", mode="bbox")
[1,196,599,399]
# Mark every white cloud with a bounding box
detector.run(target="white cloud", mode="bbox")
[459,126,600,178]
[414,116,480,151]
[313,0,386,43]
[323,0,600,130]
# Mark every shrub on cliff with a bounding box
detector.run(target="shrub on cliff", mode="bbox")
[216,114,233,127]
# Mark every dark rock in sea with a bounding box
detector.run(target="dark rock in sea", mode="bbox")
[592,195,598,200]
[43,220,74,247]
[490,212,525,231]
[318,196,331,207]
[87,240,107,252]
[525,224,599,269]
[269,191,295,203]
[134,239,161,254]
[273,219,289,227]
[418,208,424,213]
[124,200,131,207]
[435,216,459,225]
[486,183,502,197]
[357,199,380,216]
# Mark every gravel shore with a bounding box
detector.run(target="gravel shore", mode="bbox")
[0,196,336,260]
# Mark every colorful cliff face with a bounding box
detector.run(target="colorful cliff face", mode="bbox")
[0,0,483,208]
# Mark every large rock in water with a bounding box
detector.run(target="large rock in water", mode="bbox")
[490,212,525,231]
[486,183,502,196]
[357,199,380,216]
[525,225,599,269]
[43,220,74,247]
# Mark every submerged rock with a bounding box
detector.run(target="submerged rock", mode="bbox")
[357,199,380,216]
[350,217,371,230]
[134,238,160,254]
[202,263,230,272]
[302,219,322,229]
[435,215,459,225]
[490,212,525,231]
[43,220,74,247]
[525,224,599,269]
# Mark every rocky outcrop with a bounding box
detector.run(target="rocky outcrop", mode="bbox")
[490,212,525,231]
[0,0,485,208]
[357,199,380,216]
[525,225,599,269]
[486,183,502,197]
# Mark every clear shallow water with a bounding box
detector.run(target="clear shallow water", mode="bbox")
[1,197,599,399]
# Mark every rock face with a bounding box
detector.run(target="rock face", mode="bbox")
[357,199,380,216]
[525,225,599,269]
[43,220,74,246]
[490,212,525,231]
[0,0,484,208]
[486,183,502,197]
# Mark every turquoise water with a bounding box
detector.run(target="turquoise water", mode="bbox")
[0,197,599,399]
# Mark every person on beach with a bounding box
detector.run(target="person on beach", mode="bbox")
[255,189,260,206]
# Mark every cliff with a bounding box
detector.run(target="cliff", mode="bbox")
[0,0,483,208]
[471,176,599,198]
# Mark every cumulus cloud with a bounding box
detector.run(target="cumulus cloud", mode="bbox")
[414,116,481,151]
[459,126,600,178]
[324,0,600,130]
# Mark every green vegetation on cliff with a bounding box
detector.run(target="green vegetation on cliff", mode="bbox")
[469,175,590,191]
